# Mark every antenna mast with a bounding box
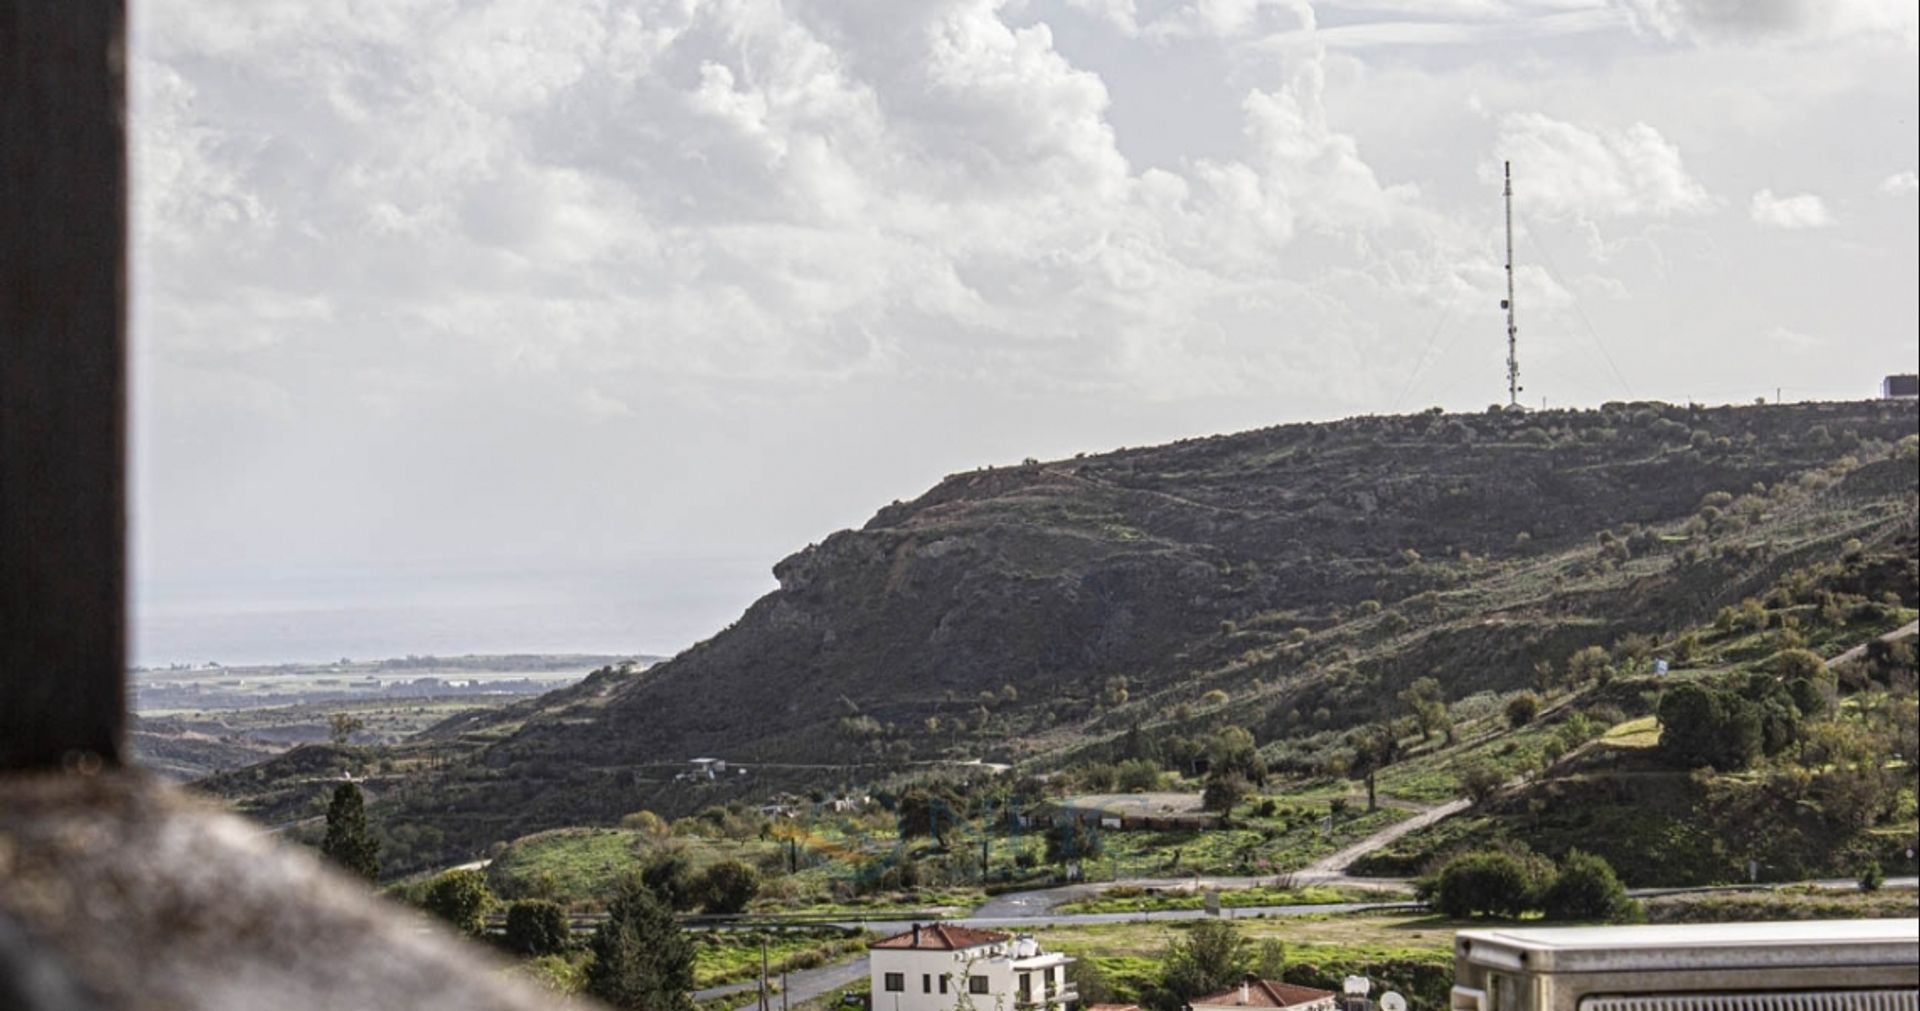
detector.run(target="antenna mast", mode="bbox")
[1503,161,1520,408]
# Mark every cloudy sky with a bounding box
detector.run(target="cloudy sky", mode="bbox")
[129,0,1918,664]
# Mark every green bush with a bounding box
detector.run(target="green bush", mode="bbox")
[1431,852,1535,919]
[1541,850,1637,922]
[696,860,760,915]
[422,868,494,936]
[504,899,573,955]
[1858,860,1884,892]
[1506,693,1542,729]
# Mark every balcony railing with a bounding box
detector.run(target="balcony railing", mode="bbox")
[1017,985,1081,1009]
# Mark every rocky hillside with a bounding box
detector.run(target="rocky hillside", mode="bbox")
[201,399,1920,871]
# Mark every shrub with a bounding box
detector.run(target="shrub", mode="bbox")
[504,899,572,955]
[1115,758,1166,793]
[696,860,760,914]
[1506,693,1542,729]
[1541,850,1636,922]
[422,868,493,936]
[640,853,698,910]
[1458,760,1506,805]
[1859,860,1885,892]
[1770,649,1826,681]
[1567,645,1611,685]
[1431,852,1535,919]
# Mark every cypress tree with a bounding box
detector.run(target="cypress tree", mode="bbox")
[320,781,380,882]
[586,876,695,1011]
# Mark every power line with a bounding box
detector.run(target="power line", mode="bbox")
[1391,306,1454,413]
[1517,210,1634,399]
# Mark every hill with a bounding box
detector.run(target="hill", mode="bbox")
[198,399,1920,872]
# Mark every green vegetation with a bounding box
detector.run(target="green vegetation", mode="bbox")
[586,876,696,1011]
[196,401,1917,893]
[1057,882,1373,915]
[1036,915,1456,1011]
[1352,535,1919,887]
[503,899,572,956]
[320,781,380,881]
[421,868,493,936]
[1427,851,1539,919]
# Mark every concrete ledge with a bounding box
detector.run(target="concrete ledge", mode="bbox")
[0,771,579,1011]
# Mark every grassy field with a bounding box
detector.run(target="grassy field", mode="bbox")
[1035,913,1458,1010]
[1057,882,1384,914]
[1087,805,1411,878]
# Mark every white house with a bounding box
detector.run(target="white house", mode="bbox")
[1189,979,1338,1011]
[869,924,1077,1011]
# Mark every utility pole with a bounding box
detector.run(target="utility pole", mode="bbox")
[1503,161,1521,409]
[760,938,770,1011]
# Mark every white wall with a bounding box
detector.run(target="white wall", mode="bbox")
[870,945,1074,1011]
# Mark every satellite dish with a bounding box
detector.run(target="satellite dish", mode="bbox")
[1381,993,1408,1011]
[1343,977,1371,997]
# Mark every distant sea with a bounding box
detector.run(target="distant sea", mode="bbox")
[132,557,777,669]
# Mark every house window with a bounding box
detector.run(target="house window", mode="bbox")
[970,976,991,995]
[924,975,933,994]
[939,976,949,994]
[885,973,905,992]
[1019,972,1032,1002]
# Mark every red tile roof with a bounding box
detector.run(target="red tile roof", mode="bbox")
[1191,980,1338,1009]
[871,924,1011,951]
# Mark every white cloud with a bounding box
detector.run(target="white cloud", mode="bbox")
[1749,189,1834,228]
[1489,113,1716,221]
[1619,0,1918,47]
[125,0,1920,612]
[1881,170,1919,196]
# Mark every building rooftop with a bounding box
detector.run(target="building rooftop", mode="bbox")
[1456,919,1919,974]
[872,924,1011,951]
[1191,980,1338,1008]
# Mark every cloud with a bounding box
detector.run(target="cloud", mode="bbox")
[1489,113,1716,221]
[1749,189,1834,228]
[1881,170,1919,196]
[1618,0,1918,47]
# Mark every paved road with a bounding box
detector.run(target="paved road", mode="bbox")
[700,953,872,1010]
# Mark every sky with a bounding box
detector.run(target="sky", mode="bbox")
[128,0,1919,665]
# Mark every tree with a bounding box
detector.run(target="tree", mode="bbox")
[1457,759,1505,806]
[1431,852,1535,919]
[1045,819,1104,868]
[695,859,760,915]
[327,712,365,745]
[1201,770,1251,821]
[1540,850,1636,922]
[1153,920,1249,1011]
[586,876,696,1011]
[896,786,961,846]
[1349,724,1398,812]
[1399,677,1450,742]
[1207,726,1268,785]
[1655,683,1722,770]
[504,899,573,955]
[1505,693,1542,729]
[422,868,493,936]
[319,781,379,882]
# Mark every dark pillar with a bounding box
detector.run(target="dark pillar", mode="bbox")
[1,1,129,769]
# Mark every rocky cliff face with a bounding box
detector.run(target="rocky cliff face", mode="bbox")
[478,400,1917,770]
